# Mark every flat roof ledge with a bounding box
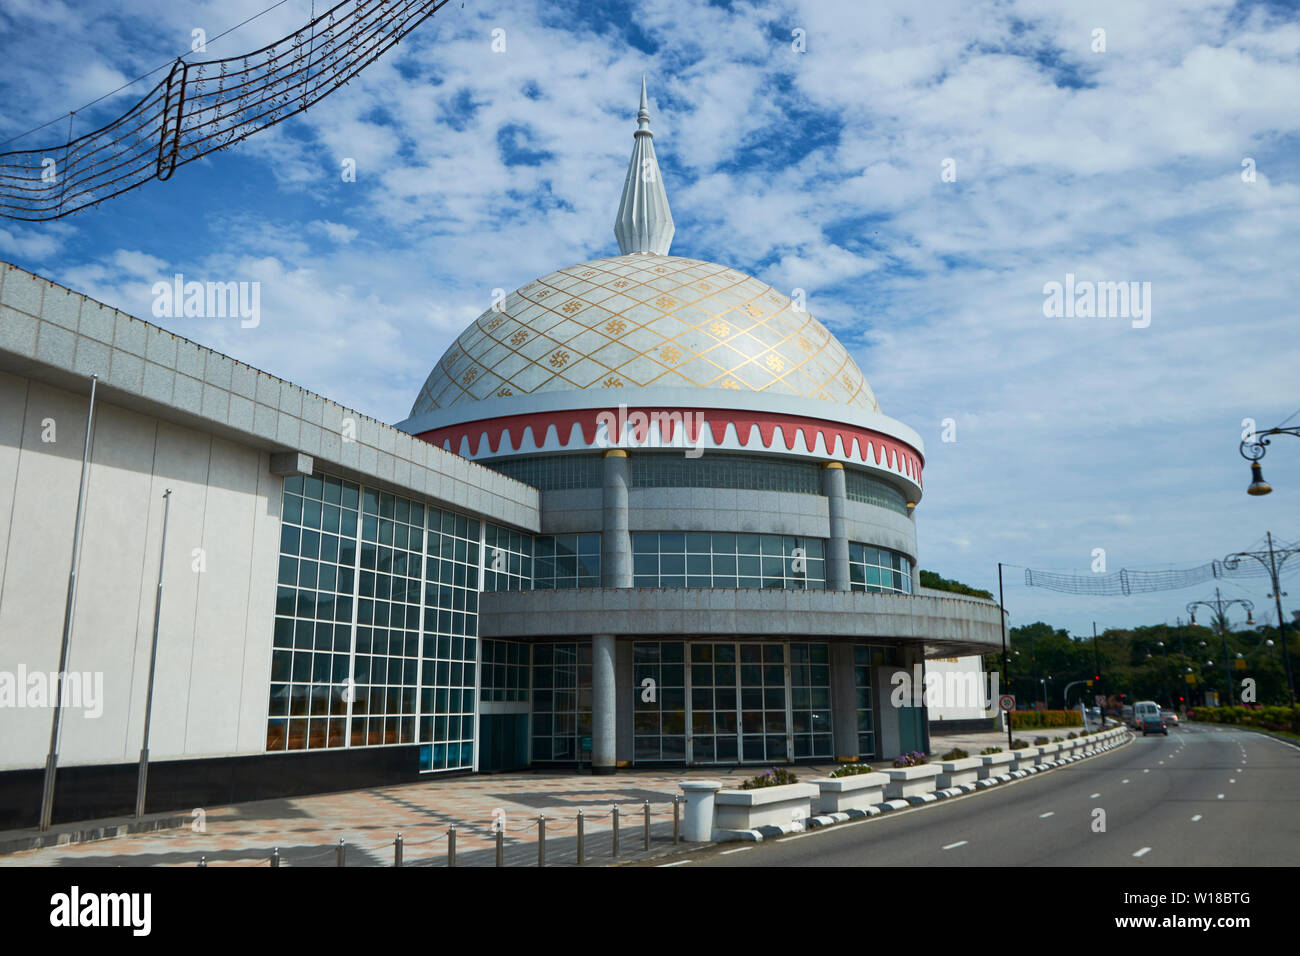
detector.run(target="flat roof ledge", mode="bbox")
[478,587,1002,654]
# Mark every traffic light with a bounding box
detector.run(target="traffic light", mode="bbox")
[1094,674,1100,682]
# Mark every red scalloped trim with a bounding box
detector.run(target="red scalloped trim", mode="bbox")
[415,408,923,485]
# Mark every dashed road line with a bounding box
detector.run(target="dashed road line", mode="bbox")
[942,840,968,850]
[1133,847,1152,858]
[1191,814,1202,822]
[1089,793,1101,798]
[1039,812,1055,818]
[720,846,752,855]
[658,859,693,867]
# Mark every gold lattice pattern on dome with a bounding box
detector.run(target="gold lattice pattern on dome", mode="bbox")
[411,255,879,413]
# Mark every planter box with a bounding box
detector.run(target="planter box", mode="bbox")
[937,757,982,789]
[811,773,890,813]
[884,764,941,800]
[713,783,819,831]
[1011,747,1040,771]
[977,751,1014,778]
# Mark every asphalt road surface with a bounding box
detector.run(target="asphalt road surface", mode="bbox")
[674,723,1299,867]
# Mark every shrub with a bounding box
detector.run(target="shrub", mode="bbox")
[1033,736,1050,746]
[940,747,970,760]
[1012,738,1029,749]
[980,746,1003,755]
[1010,710,1085,730]
[893,751,929,767]
[739,767,799,790]
[1052,736,1064,743]
[1067,732,1077,739]
[828,763,879,778]
[1188,704,1300,734]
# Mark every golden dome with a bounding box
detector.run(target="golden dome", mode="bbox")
[410,254,878,416]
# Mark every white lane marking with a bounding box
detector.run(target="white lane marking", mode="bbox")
[1230,779,1236,784]
[1158,760,1164,765]
[1089,793,1101,798]
[1143,769,1150,773]
[1122,779,1130,784]
[659,859,692,867]
[720,846,752,855]
[1133,847,1152,858]
[942,840,968,850]
[1039,811,1055,818]
[1191,814,1202,822]
[1217,794,1225,800]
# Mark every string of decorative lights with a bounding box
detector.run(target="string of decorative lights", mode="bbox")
[0,0,453,221]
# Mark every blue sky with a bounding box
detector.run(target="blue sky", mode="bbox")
[2,0,1299,637]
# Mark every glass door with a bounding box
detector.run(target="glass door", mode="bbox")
[688,642,791,764]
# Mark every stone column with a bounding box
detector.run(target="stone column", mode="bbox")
[831,642,859,759]
[822,461,850,591]
[592,633,617,774]
[602,450,631,588]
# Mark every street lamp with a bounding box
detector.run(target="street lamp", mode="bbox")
[1188,589,1253,705]
[1225,533,1299,705]
[1240,422,1300,495]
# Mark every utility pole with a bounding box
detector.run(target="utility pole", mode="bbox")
[1091,622,1102,726]
[998,563,1012,751]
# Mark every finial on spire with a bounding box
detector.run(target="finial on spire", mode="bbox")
[614,78,674,256]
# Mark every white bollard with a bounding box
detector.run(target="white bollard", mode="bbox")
[679,781,724,842]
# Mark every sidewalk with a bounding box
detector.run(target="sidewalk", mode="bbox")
[931,718,1111,757]
[0,763,852,868]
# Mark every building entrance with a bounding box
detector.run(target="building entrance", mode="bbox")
[633,640,833,766]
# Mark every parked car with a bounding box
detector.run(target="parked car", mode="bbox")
[1161,710,1179,727]
[1141,713,1169,736]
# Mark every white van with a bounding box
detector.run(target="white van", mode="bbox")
[1133,701,1161,728]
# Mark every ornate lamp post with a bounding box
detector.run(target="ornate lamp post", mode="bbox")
[1239,423,1300,495]
[1225,533,1298,705]
[1187,588,1254,705]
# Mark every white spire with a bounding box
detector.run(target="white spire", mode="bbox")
[614,76,675,256]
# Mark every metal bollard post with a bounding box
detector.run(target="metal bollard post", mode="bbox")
[495,826,504,867]
[576,810,584,866]
[198,856,206,868]
[448,826,456,868]
[673,795,680,845]
[337,837,346,867]
[394,833,403,867]
[643,800,651,850]
[271,847,280,868]
[538,815,546,867]
[612,804,620,858]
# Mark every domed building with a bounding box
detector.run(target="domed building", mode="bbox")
[0,83,1001,828]
[396,81,996,772]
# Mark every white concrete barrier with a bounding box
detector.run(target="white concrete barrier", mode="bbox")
[714,783,819,831]
[679,781,723,842]
[936,757,982,789]
[884,764,942,800]
[1011,747,1040,771]
[811,773,890,813]
[977,751,1014,778]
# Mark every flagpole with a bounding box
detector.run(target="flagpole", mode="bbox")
[39,375,97,831]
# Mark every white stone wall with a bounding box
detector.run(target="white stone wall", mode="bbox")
[0,370,280,770]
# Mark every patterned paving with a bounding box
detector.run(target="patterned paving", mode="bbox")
[410,254,878,413]
[0,764,857,868]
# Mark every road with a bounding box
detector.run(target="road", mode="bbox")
[672,723,1300,866]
